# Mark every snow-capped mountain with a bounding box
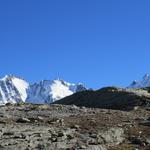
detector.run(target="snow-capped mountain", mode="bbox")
[0,75,29,105]
[128,74,150,88]
[0,75,87,105]
[26,79,86,104]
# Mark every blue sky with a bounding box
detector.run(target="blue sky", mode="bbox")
[0,0,150,88]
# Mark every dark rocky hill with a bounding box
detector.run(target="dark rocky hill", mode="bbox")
[54,87,150,110]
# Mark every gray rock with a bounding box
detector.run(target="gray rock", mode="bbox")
[86,145,107,150]
[16,117,30,123]
[99,128,124,146]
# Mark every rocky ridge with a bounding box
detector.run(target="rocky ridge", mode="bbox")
[54,86,150,110]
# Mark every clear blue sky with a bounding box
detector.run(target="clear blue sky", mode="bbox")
[0,0,150,88]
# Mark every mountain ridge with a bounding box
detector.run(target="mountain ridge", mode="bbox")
[1,73,150,105]
[0,75,87,105]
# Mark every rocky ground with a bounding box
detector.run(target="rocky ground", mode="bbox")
[0,103,149,150]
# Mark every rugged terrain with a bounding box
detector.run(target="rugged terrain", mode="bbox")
[0,103,149,150]
[0,75,150,150]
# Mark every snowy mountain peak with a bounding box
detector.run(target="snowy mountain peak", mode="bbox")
[128,74,150,88]
[0,75,87,105]
[2,74,15,81]
[143,74,150,80]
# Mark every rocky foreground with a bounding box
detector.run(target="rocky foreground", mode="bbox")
[0,103,149,150]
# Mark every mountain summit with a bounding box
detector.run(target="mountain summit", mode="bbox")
[0,75,87,105]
